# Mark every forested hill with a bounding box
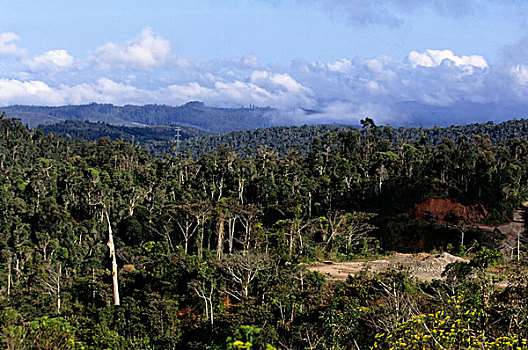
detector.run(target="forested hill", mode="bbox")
[180,118,528,157]
[2,113,528,348]
[37,120,344,157]
[1,102,278,133]
[35,117,528,158]
[6,102,528,153]
[39,119,210,155]
[394,118,528,145]
[180,124,349,156]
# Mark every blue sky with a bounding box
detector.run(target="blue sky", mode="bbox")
[1,0,528,125]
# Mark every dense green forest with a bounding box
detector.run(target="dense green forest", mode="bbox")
[2,112,528,349]
[40,117,528,158]
[39,120,210,156]
[181,118,528,157]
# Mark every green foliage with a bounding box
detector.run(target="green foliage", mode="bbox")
[226,326,259,349]
[90,323,127,350]
[27,317,80,350]
[443,261,474,283]
[372,293,528,350]
[470,247,503,269]
[1,114,528,349]
[0,311,84,350]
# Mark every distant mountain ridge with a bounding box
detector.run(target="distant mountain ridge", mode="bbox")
[4,100,528,134]
[1,102,279,133]
[0,101,528,134]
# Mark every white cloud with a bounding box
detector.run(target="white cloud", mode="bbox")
[363,57,398,81]
[26,49,74,71]
[165,74,315,109]
[250,71,312,95]
[239,54,260,69]
[93,27,171,69]
[327,58,353,73]
[0,32,26,57]
[0,78,155,106]
[366,80,386,95]
[0,79,63,104]
[408,49,488,68]
[0,73,315,110]
[293,100,400,126]
[3,31,528,127]
[510,64,528,85]
[364,58,384,73]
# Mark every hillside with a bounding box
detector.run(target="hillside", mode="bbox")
[2,113,528,348]
[33,117,528,158]
[1,102,279,133]
[179,118,528,157]
[180,124,350,156]
[39,119,210,156]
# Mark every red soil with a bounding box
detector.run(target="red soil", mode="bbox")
[411,198,487,224]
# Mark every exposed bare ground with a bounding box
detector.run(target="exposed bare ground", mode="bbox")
[309,205,527,284]
[307,252,469,282]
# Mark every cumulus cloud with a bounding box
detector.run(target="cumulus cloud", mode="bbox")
[238,54,260,69]
[408,49,488,68]
[0,77,154,106]
[2,31,528,127]
[93,27,171,69]
[0,32,26,57]
[363,57,398,81]
[250,71,312,95]
[25,49,74,71]
[508,64,528,100]
[0,72,314,110]
[327,58,354,73]
[510,65,528,85]
[165,72,315,109]
[0,79,64,105]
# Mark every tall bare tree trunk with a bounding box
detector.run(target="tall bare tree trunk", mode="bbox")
[289,231,294,258]
[7,254,11,299]
[92,267,96,306]
[228,217,237,255]
[105,208,120,306]
[518,233,521,261]
[217,215,225,258]
[57,263,61,315]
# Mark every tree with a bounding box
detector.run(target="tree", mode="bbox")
[103,205,120,306]
[319,210,376,254]
[164,203,198,255]
[221,252,269,300]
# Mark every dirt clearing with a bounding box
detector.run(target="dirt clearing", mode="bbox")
[307,253,469,282]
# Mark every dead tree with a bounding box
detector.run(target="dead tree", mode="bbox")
[239,205,260,253]
[221,252,268,300]
[191,279,215,326]
[189,201,212,259]
[37,262,62,315]
[104,206,120,306]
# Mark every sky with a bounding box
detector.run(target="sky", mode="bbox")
[1,0,528,125]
